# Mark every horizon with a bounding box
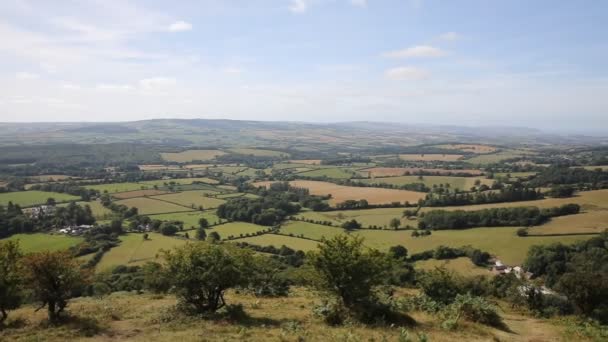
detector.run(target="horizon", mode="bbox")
[1,1,607,133]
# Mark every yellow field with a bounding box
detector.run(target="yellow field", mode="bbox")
[160,149,226,162]
[434,144,497,154]
[255,180,426,205]
[114,197,193,215]
[398,154,464,161]
[361,175,493,191]
[28,174,76,182]
[150,191,226,209]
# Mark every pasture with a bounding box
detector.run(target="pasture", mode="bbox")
[86,182,148,193]
[289,159,322,165]
[139,177,220,187]
[297,207,414,228]
[465,149,531,165]
[529,210,608,235]
[28,174,75,182]
[112,189,168,199]
[255,180,426,205]
[138,164,181,171]
[0,190,80,207]
[296,167,357,179]
[398,154,464,161]
[61,201,113,220]
[160,149,226,162]
[434,144,497,154]
[3,233,83,253]
[114,197,193,215]
[148,211,221,228]
[360,175,493,191]
[230,234,320,251]
[360,167,483,177]
[228,148,289,158]
[209,222,268,239]
[280,221,346,240]
[96,233,187,271]
[151,191,226,209]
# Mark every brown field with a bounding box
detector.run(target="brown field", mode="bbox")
[111,189,169,199]
[398,154,464,161]
[160,149,226,163]
[435,144,497,154]
[289,159,323,165]
[360,167,483,177]
[254,180,426,205]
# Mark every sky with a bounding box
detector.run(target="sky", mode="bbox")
[1,0,607,133]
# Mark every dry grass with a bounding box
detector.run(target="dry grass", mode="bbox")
[160,150,226,162]
[361,175,493,191]
[399,154,464,161]
[254,180,426,205]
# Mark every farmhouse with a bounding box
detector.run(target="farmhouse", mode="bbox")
[491,260,532,279]
[59,224,94,236]
[22,204,56,218]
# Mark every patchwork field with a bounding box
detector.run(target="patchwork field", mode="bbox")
[280,221,346,240]
[160,149,226,162]
[296,167,357,179]
[0,190,80,207]
[228,148,289,158]
[140,177,220,187]
[150,191,226,209]
[360,167,483,177]
[97,233,187,271]
[255,180,426,205]
[3,233,83,253]
[297,207,415,228]
[115,197,193,215]
[398,154,464,161]
[230,234,320,251]
[360,175,493,191]
[86,182,148,193]
[112,189,168,199]
[435,144,497,154]
[148,211,221,228]
[209,222,268,239]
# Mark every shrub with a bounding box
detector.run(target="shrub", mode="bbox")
[0,240,22,324]
[444,293,503,328]
[417,268,462,305]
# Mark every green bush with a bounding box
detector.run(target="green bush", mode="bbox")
[444,293,503,328]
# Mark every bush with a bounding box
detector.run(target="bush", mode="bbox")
[445,293,503,328]
[312,298,348,326]
[417,268,462,305]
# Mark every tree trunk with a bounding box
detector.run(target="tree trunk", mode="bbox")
[48,300,57,323]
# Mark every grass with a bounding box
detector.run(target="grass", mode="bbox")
[398,154,464,161]
[231,234,320,251]
[150,191,226,209]
[85,182,148,193]
[139,177,220,187]
[297,207,415,228]
[361,175,493,191]
[360,167,483,177]
[296,167,357,179]
[112,190,168,199]
[64,201,114,220]
[160,149,226,162]
[279,221,346,240]
[0,190,80,207]
[148,211,221,228]
[530,211,608,235]
[209,222,268,239]
[228,148,289,157]
[415,257,490,277]
[465,149,531,165]
[97,233,187,271]
[434,144,497,154]
[255,180,426,205]
[3,233,83,253]
[114,197,194,215]
[495,172,537,179]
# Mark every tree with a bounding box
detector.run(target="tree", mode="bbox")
[309,235,391,310]
[110,219,123,235]
[196,226,207,240]
[46,197,56,206]
[0,241,22,324]
[340,219,361,231]
[162,243,253,313]
[198,218,209,229]
[142,262,170,293]
[208,231,221,242]
[143,233,149,240]
[22,251,90,323]
[389,218,401,230]
[389,245,408,259]
[160,222,178,236]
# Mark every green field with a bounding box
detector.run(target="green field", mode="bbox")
[3,233,83,253]
[115,197,193,215]
[297,207,414,228]
[139,177,220,187]
[296,167,357,179]
[279,221,346,240]
[228,148,289,158]
[150,191,226,209]
[209,222,268,239]
[0,190,80,207]
[529,210,608,235]
[97,233,188,271]
[231,234,320,251]
[148,211,221,228]
[85,182,148,193]
[361,175,492,191]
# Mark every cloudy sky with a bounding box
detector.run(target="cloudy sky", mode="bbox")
[1,0,607,132]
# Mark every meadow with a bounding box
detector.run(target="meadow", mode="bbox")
[160,149,226,162]
[279,221,346,240]
[360,167,483,177]
[150,191,226,209]
[0,190,80,207]
[60,201,114,220]
[398,154,464,161]
[209,222,268,239]
[139,177,220,187]
[85,182,148,193]
[297,207,414,228]
[96,233,187,271]
[415,257,490,276]
[360,175,493,191]
[529,210,608,235]
[114,197,193,215]
[112,189,168,199]
[295,167,357,179]
[465,149,532,165]
[4,233,83,253]
[148,211,221,228]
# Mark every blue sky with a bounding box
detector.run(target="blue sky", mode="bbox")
[1,0,607,133]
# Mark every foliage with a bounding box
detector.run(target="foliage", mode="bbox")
[247,256,290,297]
[0,240,22,324]
[417,268,462,305]
[444,293,503,328]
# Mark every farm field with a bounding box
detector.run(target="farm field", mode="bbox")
[0,190,79,207]
[208,166,248,174]
[115,197,193,215]
[97,233,187,271]
[3,233,83,253]
[150,191,225,209]
[139,177,220,187]
[465,150,531,165]
[297,207,414,228]
[112,189,168,199]
[398,154,464,161]
[495,172,537,179]
[235,168,260,177]
[529,210,608,235]
[209,222,268,239]
[279,221,346,240]
[579,165,608,171]
[85,182,148,193]
[231,234,320,251]
[353,227,593,265]
[228,148,289,157]
[296,167,357,179]
[255,180,426,205]
[360,167,483,177]
[160,149,226,162]
[27,174,76,182]
[415,257,490,277]
[137,164,181,171]
[360,175,493,191]
[434,144,497,154]
[288,159,322,165]
[148,211,221,228]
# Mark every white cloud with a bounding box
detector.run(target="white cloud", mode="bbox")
[61,83,81,90]
[351,0,367,7]
[222,67,243,75]
[139,77,177,90]
[384,66,429,80]
[289,0,308,13]
[167,21,192,32]
[439,32,462,41]
[15,72,40,80]
[383,45,446,58]
[96,83,133,92]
